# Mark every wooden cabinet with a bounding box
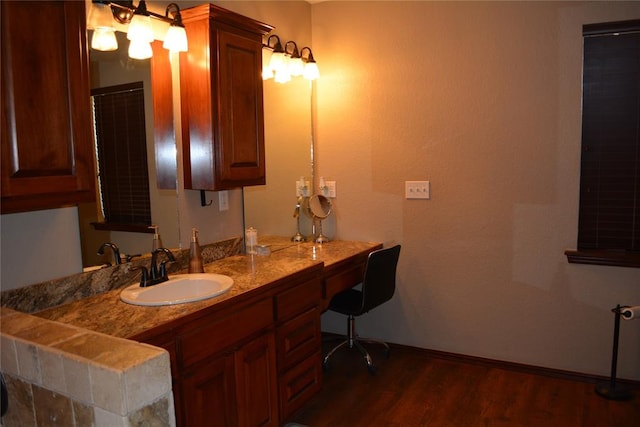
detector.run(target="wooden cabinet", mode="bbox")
[182,332,277,427]
[1,1,95,214]
[179,4,273,191]
[175,297,277,427]
[137,267,322,427]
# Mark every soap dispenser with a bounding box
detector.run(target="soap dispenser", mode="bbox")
[149,225,163,251]
[189,228,205,273]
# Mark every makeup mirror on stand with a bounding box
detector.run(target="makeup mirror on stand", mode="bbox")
[308,194,331,243]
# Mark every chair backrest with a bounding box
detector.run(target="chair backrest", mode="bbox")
[360,245,401,314]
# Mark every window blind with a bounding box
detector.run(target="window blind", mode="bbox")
[91,82,151,226]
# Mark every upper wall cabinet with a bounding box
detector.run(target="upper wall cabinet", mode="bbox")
[1,1,95,214]
[180,4,273,191]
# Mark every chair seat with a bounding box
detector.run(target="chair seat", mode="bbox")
[328,288,363,315]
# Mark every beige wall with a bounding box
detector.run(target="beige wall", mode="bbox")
[312,1,640,380]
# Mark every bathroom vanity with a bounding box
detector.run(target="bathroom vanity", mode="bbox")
[22,239,381,426]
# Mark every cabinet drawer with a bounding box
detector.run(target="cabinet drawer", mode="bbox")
[279,350,322,420]
[324,265,364,302]
[276,307,321,371]
[181,298,273,368]
[276,278,321,321]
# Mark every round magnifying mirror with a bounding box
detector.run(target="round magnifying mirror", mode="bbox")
[308,194,332,243]
[308,194,332,219]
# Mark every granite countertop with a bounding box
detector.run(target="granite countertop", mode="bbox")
[34,239,381,340]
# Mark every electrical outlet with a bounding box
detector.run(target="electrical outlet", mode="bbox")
[218,191,229,211]
[296,180,310,197]
[326,180,337,198]
[405,181,430,199]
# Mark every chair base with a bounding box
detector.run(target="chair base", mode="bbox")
[322,315,390,374]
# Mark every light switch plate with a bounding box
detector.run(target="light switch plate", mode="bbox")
[405,181,430,199]
[218,191,229,211]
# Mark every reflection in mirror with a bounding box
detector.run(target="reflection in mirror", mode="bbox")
[243,77,314,238]
[78,31,179,269]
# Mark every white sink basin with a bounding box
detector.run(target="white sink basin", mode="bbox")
[120,273,234,306]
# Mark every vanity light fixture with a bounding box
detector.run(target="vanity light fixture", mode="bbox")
[262,35,319,82]
[89,0,188,59]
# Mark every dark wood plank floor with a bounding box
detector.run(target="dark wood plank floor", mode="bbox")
[286,339,640,427]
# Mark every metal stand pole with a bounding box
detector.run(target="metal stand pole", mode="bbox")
[595,304,632,400]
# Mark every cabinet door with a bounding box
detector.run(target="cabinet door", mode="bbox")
[180,4,271,191]
[236,332,279,427]
[216,28,266,188]
[182,353,239,427]
[1,1,95,214]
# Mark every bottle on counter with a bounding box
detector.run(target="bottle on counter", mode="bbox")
[149,225,163,251]
[189,227,205,273]
[245,227,257,254]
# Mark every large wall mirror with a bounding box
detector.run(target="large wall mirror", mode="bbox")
[79,30,180,268]
[80,1,315,269]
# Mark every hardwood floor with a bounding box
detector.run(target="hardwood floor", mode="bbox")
[286,339,640,426]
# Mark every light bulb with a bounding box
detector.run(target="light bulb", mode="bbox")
[269,51,287,75]
[163,25,188,52]
[303,62,320,80]
[128,39,152,60]
[274,69,291,84]
[91,28,118,52]
[288,57,304,76]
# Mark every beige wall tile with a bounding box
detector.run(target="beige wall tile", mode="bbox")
[38,348,66,394]
[14,338,41,383]
[90,364,125,415]
[1,336,19,376]
[124,352,171,411]
[62,357,92,405]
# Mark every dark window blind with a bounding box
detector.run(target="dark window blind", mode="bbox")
[91,82,151,226]
[569,20,640,267]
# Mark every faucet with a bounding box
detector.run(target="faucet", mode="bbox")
[97,242,121,265]
[139,248,176,287]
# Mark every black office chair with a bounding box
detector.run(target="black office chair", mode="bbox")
[323,244,401,374]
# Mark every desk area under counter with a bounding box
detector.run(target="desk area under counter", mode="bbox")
[30,238,381,427]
